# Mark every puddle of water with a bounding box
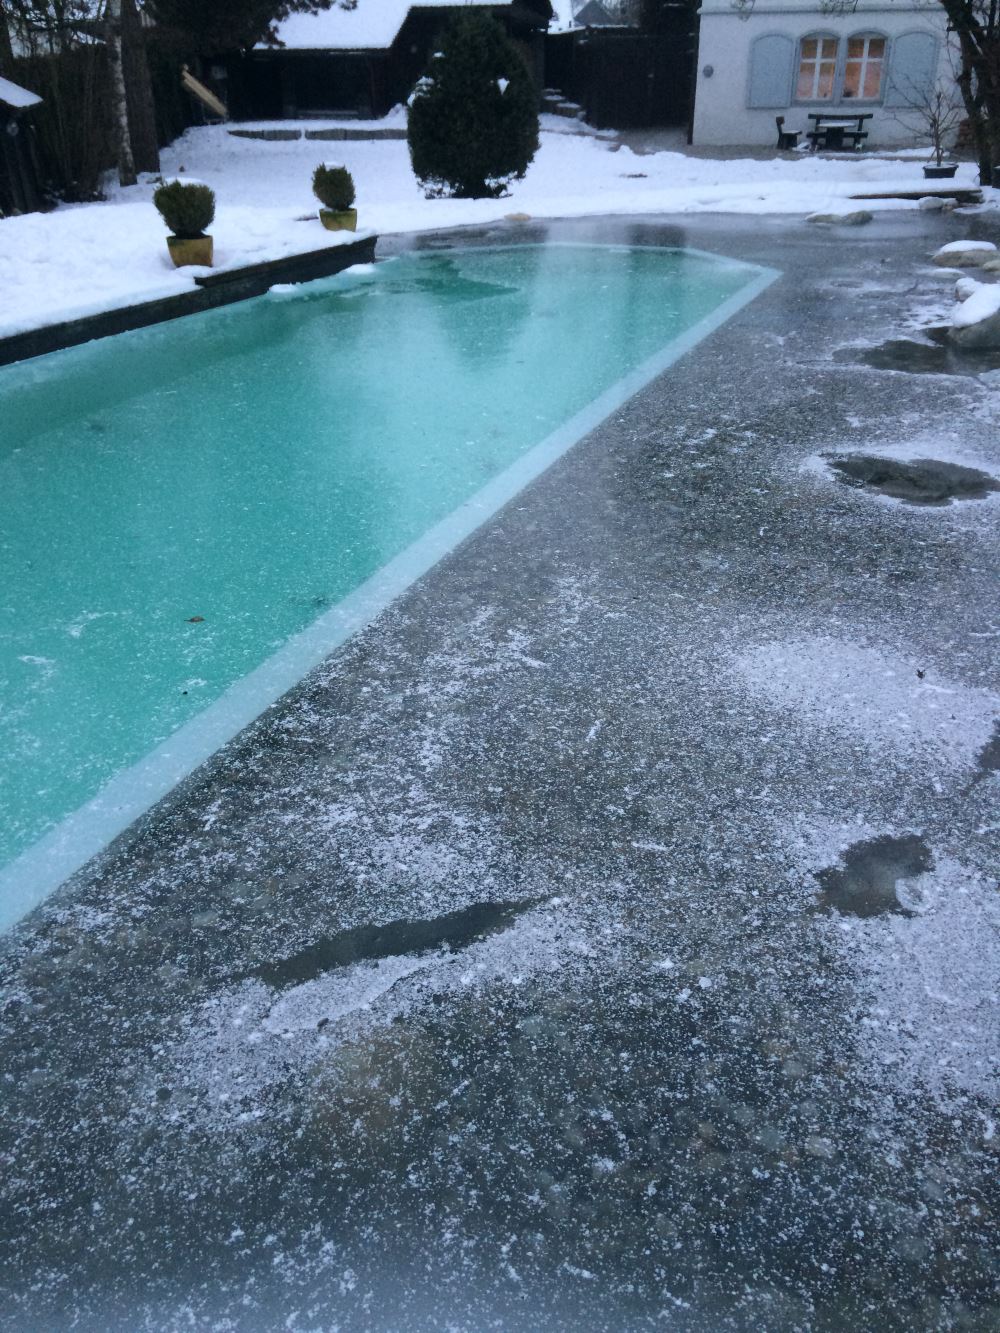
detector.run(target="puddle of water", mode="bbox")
[825,454,1000,505]
[839,335,1000,376]
[814,834,932,918]
[249,897,544,990]
[974,720,1000,778]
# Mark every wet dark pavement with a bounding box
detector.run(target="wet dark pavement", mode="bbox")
[1,213,999,1332]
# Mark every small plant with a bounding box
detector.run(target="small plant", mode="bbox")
[891,81,964,168]
[312,164,356,212]
[153,179,215,238]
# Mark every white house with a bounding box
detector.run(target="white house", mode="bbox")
[692,0,954,147]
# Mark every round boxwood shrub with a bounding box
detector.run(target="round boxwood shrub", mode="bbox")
[407,11,539,199]
[312,164,356,212]
[153,179,215,238]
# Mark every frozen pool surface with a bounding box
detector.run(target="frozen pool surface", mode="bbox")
[0,243,772,926]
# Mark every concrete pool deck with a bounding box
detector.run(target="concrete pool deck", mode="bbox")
[1,214,999,1332]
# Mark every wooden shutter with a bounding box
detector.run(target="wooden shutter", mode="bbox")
[884,31,939,107]
[747,34,795,109]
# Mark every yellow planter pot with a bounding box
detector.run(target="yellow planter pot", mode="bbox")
[319,208,358,233]
[167,235,214,268]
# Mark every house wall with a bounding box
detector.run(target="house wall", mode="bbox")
[692,0,953,147]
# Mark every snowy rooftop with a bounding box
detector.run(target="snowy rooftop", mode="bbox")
[267,0,515,52]
[549,0,626,33]
[549,0,576,30]
[0,74,43,110]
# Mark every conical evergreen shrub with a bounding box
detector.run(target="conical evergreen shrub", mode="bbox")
[153,180,215,238]
[407,12,539,199]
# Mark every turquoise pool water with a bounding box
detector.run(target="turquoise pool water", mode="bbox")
[0,243,774,925]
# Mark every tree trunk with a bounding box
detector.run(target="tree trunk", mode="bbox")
[122,0,160,174]
[105,0,137,186]
[944,5,1000,184]
[0,13,15,80]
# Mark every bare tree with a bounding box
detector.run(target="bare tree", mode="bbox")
[892,78,965,165]
[0,13,16,76]
[2,1,96,55]
[149,0,348,54]
[104,0,136,184]
[122,0,159,173]
[936,0,1000,180]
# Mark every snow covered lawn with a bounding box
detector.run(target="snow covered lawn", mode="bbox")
[0,119,989,339]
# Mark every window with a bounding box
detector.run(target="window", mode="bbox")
[796,36,838,101]
[795,33,888,103]
[843,35,886,99]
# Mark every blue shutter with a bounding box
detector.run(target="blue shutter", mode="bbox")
[747,34,795,109]
[884,32,939,107]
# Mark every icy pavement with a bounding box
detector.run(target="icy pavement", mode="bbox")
[1,215,999,1331]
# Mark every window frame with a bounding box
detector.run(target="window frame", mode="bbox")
[841,33,888,102]
[794,32,841,103]
[792,31,890,107]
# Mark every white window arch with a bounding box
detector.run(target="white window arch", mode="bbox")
[794,31,889,104]
[796,33,839,101]
[843,33,887,100]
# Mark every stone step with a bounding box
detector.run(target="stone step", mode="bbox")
[541,92,585,119]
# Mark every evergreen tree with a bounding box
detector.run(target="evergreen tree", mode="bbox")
[407,11,539,199]
[149,0,346,56]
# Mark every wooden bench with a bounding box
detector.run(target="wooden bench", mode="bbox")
[775,116,801,150]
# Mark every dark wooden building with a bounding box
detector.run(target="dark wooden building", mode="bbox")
[545,6,697,131]
[0,75,45,216]
[228,1,551,122]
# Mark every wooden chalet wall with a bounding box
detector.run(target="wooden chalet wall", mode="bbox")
[228,3,548,122]
[546,13,696,130]
[0,100,45,216]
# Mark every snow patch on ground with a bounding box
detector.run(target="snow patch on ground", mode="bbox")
[264,953,439,1034]
[824,854,1000,1107]
[780,818,999,1107]
[729,634,999,772]
[0,201,370,338]
[161,900,596,1126]
[935,239,997,256]
[951,278,1000,328]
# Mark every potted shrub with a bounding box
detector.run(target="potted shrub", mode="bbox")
[907,87,962,179]
[313,164,357,231]
[153,179,215,267]
[924,122,960,178]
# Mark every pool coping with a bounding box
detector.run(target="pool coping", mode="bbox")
[0,241,779,933]
[0,233,378,369]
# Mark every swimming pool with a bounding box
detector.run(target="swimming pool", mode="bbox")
[0,242,776,929]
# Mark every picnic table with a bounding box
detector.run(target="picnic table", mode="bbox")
[806,112,873,152]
